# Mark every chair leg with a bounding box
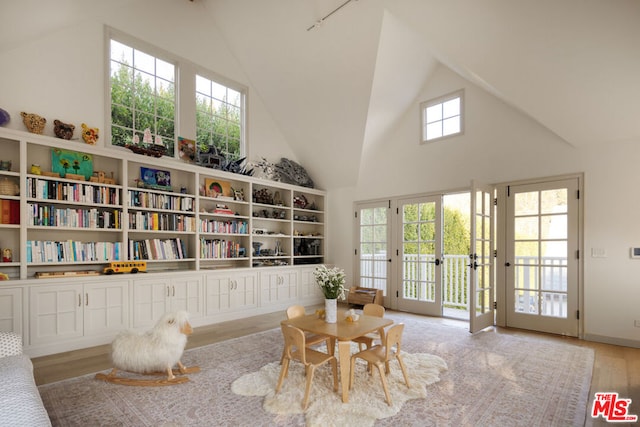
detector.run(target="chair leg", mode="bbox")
[302,365,315,410]
[275,359,290,393]
[349,357,356,390]
[330,358,339,391]
[375,363,392,406]
[396,354,411,388]
[375,362,392,406]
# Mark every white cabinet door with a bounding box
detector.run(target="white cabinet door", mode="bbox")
[84,280,129,336]
[204,274,230,315]
[30,284,83,345]
[298,266,323,303]
[204,271,257,315]
[169,276,202,318]
[229,271,258,310]
[260,269,298,306]
[0,287,23,335]
[133,275,202,328]
[132,277,171,328]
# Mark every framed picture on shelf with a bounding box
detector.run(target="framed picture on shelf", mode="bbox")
[51,148,93,179]
[140,167,171,190]
[204,178,232,198]
[177,137,195,163]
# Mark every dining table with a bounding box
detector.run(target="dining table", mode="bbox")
[282,309,393,403]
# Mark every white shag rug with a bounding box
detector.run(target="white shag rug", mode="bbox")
[231,347,447,427]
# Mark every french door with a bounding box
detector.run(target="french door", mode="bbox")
[469,182,496,333]
[505,178,580,336]
[396,196,443,316]
[355,201,391,296]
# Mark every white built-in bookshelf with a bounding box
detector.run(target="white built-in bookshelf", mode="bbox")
[0,127,325,281]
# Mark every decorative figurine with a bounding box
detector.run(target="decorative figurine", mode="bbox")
[2,248,12,263]
[30,164,41,175]
[53,119,75,140]
[81,123,99,145]
[20,112,46,134]
[0,108,10,127]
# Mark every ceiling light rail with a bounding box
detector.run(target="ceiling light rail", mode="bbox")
[307,0,359,31]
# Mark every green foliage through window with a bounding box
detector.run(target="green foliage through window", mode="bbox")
[110,39,176,156]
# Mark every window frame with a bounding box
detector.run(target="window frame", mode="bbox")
[105,27,248,161]
[420,89,464,144]
[194,69,247,162]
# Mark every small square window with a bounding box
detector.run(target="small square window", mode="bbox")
[421,90,464,143]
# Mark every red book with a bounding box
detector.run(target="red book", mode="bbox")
[9,200,20,225]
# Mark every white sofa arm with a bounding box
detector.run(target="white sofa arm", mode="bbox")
[0,331,23,357]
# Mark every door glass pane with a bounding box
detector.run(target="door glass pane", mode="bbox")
[541,292,567,317]
[359,206,388,294]
[541,265,567,292]
[515,217,538,239]
[541,189,567,214]
[515,242,538,263]
[515,192,538,215]
[402,201,436,303]
[515,290,538,313]
[515,265,538,291]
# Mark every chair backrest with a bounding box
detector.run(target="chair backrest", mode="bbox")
[363,303,385,318]
[286,305,306,319]
[383,323,405,360]
[281,324,307,363]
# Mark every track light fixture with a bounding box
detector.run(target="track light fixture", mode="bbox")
[307,0,359,31]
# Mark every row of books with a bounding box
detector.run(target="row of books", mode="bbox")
[128,211,196,232]
[0,199,19,225]
[199,218,248,234]
[26,240,122,263]
[200,238,244,259]
[128,190,194,212]
[27,177,120,205]
[27,203,121,229]
[129,238,188,260]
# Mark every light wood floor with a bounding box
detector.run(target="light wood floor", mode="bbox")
[32,306,640,427]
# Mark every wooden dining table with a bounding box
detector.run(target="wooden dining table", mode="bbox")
[282,310,393,403]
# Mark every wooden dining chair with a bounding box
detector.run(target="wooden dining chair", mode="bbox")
[349,323,411,406]
[283,305,332,355]
[352,303,386,351]
[276,324,339,410]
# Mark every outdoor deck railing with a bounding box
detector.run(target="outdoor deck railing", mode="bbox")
[360,254,567,313]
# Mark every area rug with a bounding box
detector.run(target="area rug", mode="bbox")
[231,349,447,426]
[38,312,594,426]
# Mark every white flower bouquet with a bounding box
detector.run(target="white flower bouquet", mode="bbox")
[313,265,346,300]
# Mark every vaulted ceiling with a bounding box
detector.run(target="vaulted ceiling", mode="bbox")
[2,0,639,190]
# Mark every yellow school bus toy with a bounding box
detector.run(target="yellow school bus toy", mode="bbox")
[103,261,147,274]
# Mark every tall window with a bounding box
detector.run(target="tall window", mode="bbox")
[196,75,244,161]
[421,90,463,143]
[109,39,176,155]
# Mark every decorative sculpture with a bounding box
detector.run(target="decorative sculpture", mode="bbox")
[20,112,46,134]
[53,119,75,140]
[95,311,200,386]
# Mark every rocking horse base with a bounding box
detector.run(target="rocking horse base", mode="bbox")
[95,365,201,387]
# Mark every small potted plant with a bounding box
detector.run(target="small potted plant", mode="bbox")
[313,265,346,323]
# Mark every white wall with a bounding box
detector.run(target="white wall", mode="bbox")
[327,65,640,347]
[0,0,296,164]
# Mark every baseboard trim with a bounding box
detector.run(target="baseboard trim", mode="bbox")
[584,333,640,349]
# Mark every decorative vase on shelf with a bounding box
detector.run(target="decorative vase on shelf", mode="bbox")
[324,298,337,324]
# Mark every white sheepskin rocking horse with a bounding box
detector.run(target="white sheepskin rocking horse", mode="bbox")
[95,310,200,386]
